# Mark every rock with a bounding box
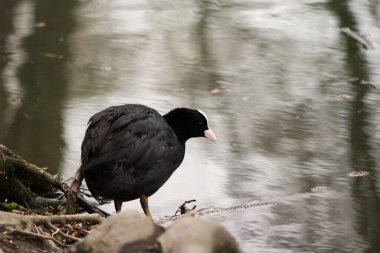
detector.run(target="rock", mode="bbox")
[68,211,241,253]
[158,217,241,253]
[68,211,163,253]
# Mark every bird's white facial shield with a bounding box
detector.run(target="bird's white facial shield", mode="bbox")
[197,109,217,142]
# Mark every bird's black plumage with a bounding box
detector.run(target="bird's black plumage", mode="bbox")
[67,104,216,216]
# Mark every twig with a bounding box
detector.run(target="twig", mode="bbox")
[62,177,74,184]
[341,27,375,50]
[72,224,90,235]
[0,149,5,174]
[46,222,80,242]
[157,199,273,224]
[11,228,67,247]
[76,196,110,217]
[51,227,60,237]
[174,199,196,216]
[0,144,17,158]
[35,225,62,252]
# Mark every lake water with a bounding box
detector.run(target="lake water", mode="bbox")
[1,0,380,252]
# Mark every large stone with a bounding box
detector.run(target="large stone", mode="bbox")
[158,217,241,253]
[68,211,241,253]
[68,211,163,253]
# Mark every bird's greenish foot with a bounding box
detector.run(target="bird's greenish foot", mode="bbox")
[140,195,153,220]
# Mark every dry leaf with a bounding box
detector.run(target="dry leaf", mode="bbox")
[35,22,46,28]
[210,87,222,95]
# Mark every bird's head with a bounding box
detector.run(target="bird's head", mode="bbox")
[164,108,217,143]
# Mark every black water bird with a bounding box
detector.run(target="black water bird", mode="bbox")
[67,104,216,218]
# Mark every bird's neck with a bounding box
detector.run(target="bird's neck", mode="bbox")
[163,112,189,144]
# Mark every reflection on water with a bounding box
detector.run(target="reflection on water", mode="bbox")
[1,0,380,252]
[329,1,380,251]
[1,0,77,174]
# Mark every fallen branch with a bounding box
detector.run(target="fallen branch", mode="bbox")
[27,213,104,225]
[0,211,103,227]
[341,27,374,50]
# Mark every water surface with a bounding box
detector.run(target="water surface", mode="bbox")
[1,0,380,252]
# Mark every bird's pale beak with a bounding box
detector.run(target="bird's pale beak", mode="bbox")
[204,128,217,142]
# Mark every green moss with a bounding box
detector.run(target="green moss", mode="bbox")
[3,201,19,210]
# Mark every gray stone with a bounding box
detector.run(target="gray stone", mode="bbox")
[68,211,241,253]
[158,217,241,253]
[68,211,163,253]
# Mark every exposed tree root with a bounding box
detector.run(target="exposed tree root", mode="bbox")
[0,144,108,216]
[0,211,103,249]
[0,144,108,250]
[0,144,64,192]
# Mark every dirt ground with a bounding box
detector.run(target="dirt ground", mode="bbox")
[0,233,49,253]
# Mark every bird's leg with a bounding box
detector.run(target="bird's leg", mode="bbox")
[114,201,123,212]
[140,195,153,219]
